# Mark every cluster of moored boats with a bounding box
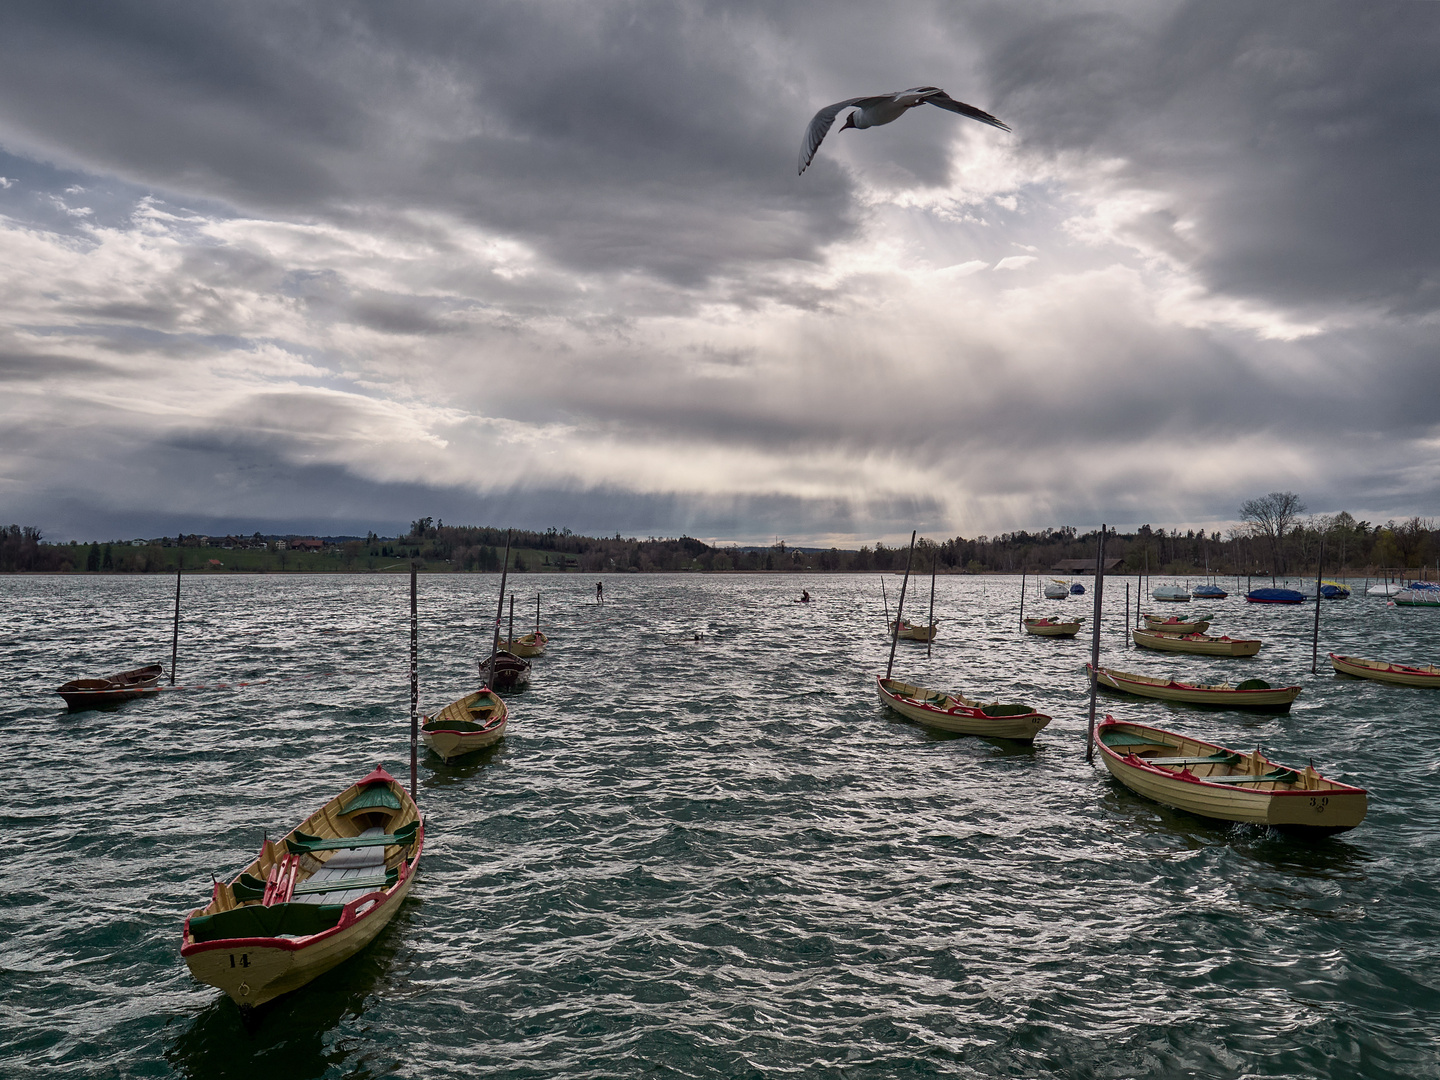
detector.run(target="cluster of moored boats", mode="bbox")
[55,570,551,1021]
[879,567,1439,844]
[49,562,1437,1023]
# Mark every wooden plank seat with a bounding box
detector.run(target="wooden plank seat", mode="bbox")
[1145,753,1243,767]
[292,827,394,907]
[1195,769,1300,785]
[284,819,418,856]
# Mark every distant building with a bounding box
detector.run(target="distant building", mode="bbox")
[292,537,324,552]
[130,538,147,546]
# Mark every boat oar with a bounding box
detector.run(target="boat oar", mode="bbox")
[885,531,917,681]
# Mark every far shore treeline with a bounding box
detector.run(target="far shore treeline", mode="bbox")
[3,503,1437,577]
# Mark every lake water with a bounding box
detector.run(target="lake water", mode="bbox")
[2,572,1437,1078]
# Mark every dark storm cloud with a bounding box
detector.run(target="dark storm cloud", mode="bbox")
[2,1,1438,543]
[0,0,858,290]
[975,0,1440,316]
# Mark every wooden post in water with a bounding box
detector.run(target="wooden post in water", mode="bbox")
[409,567,418,801]
[535,591,541,635]
[884,531,917,681]
[880,578,891,628]
[926,549,937,659]
[486,531,513,691]
[170,564,182,685]
[1312,533,1325,674]
[1124,581,1130,648]
[1085,527,1108,762]
[508,593,516,649]
[1019,569,1026,630]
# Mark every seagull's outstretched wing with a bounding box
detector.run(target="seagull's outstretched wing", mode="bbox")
[798,95,889,175]
[922,90,1010,131]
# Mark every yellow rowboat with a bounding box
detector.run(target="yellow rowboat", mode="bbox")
[1024,616,1084,637]
[876,676,1051,741]
[1133,629,1262,657]
[1142,613,1212,635]
[501,631,548,658]
[1094,717,1366,834]
[421,689,508,762]
[181,765,423,1018]
[1090,664,1301,711]
[1330,653,1440,688]
[888,620,938,642]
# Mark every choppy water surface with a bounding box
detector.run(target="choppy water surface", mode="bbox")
[2,573,1438,1078]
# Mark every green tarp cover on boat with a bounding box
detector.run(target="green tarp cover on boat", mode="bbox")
[338,786,402,815]
[980,703,1034,717]
[189,901,345,943]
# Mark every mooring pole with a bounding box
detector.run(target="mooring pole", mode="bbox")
[170,564,182,685]
[1085,525,1108,763]
[487,531,513,691]
[1125,580,1130,648]
[1019,569,1026,630]
[884,531,917,681]
[1312,533,1325,675]
[926,551,937,659]
[410,566,418,801]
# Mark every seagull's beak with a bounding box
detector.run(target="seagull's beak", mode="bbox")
[841,113,856,131]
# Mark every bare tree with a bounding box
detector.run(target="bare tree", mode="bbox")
[1239,492,1307,578]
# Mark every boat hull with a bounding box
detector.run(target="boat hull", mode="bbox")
[502,632,548,658]
[1095,719,1366,833]
[888,621,938,642]
[1091,665,1300,710]
[876,677,1050,741]
[1024,618,1082,637]
[182,871,417,1009]
[1330,653,1440,688]
[1142,615,1212,635]
[181,767,423,1012]
[56,664,164,710]
[1133,629,1262,657]
[422,690,509,762]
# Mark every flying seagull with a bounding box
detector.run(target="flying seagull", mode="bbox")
[798,86,1009,175]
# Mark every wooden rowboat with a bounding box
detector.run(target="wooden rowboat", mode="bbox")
[55,663,164,710]
[1152,584,1191,602]
[480,650,531,691]
[889,620,938,642]
[181,765,423,1017]
[1133,629,1262,657]
[501,631,548,658]
[1090,664,1301,711]
[876,676,1051,741]
[1024,616,1084,637]
[1142,613,1212,635]
[1094,717,1366,834]
[1329,653,1440,688]
[421,689,509,762]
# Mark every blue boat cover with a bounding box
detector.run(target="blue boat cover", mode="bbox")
[1070,583,1085,595]
[1192,585,1227,598]
[1246,588,1305,603]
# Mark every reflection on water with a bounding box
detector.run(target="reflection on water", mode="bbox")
[2,573,1438,1078]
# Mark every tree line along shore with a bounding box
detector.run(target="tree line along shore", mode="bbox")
[3,501,1436,577]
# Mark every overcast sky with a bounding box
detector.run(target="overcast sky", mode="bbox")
[1,1,1437,544]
